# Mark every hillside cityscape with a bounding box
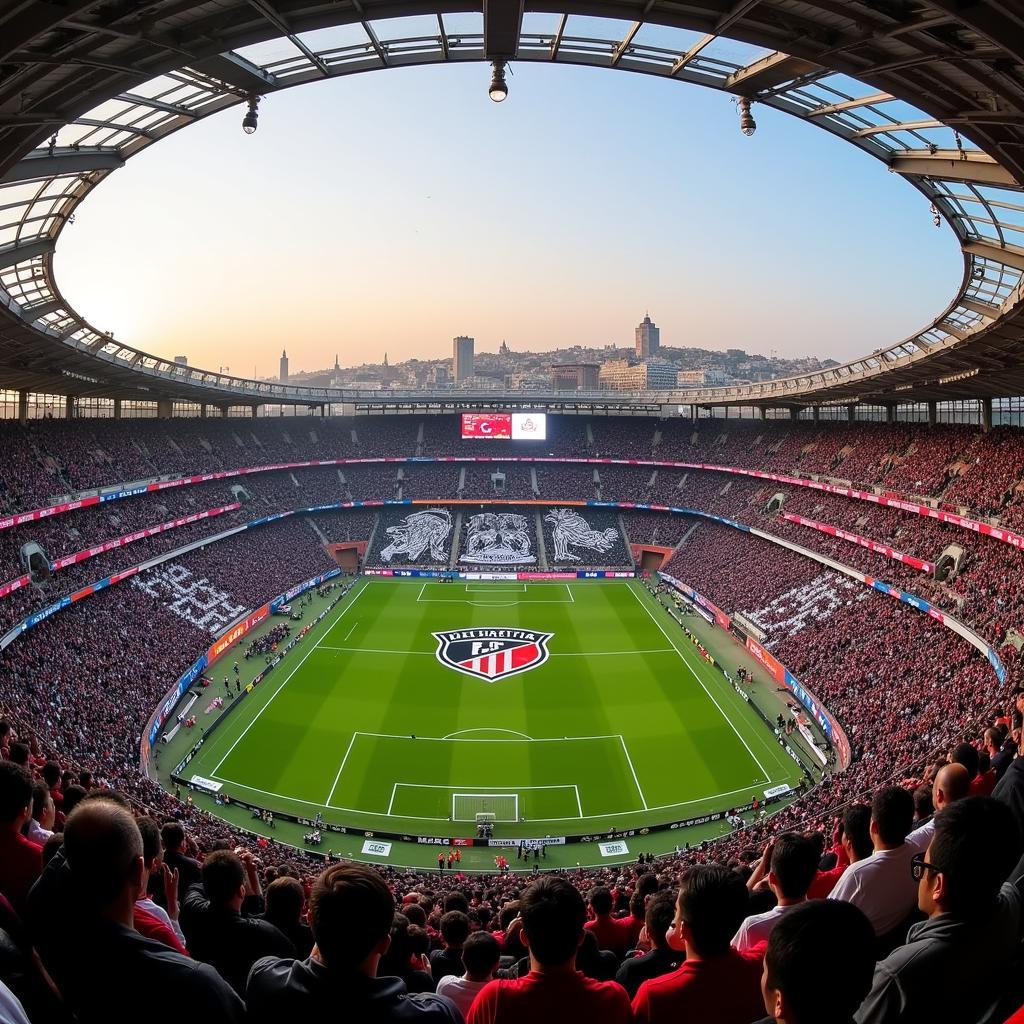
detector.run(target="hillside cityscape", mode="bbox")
[267,314,840,392]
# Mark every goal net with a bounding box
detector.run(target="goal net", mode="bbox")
[452,793,519,822]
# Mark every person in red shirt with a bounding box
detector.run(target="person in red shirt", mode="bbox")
[632,865,763,1024]
[0,761,43,917]
[583,885,635,958]
[467,877,632,1024]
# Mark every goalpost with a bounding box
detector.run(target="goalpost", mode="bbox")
[452,793,519,822]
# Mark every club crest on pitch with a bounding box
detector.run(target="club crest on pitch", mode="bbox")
[432,628,553,682]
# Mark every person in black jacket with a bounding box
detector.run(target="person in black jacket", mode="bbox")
[34,800,244,1024]
[246,862,460,1023]
[615,891,681,998]
[263,876,313,959]
[430,910,471,983]
[181,846,295,994]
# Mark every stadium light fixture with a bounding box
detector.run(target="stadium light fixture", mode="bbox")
[737,96,756,136]
[489,61,508,103]
[242,93,261,135]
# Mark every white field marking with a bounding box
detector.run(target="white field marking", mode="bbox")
[325,733,359,805]
[317,646,671,658]
[618,735,648,809]
[452,792,521,821]
[442,728,533,739]
[575,786,583,816]
[628,582,772,784]
[209,581,369,776]
[417,582,427,601]
[464,583,526,592]
[216,775,772,822]
[566,583,575,603]
[348,730,624,744]
[342,621,359,641]
[416,598,572,606]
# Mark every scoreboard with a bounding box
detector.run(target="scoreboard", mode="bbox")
[461,413,547,441]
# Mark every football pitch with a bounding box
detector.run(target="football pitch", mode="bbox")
[185,578,802,836]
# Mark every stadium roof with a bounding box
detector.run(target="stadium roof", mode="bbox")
[3,0,1024,412]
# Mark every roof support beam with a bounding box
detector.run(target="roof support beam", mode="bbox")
[959,298,1001,320]
[190,52,279,93]
[610,22,642,67]
[670,34,714,76]
[119,93,199,118]
[483,0,524,59]
[0,148,124,184]
[21,299,62,320]
[0,238,55,270]
[888,151,1017,187]
[725,52,821,95]
[806,92,893,117]
[853,119,942,138]
[245,0,330,76]
[549,14,568,60]
[963,239,1024,273]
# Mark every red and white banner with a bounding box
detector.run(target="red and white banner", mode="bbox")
[781,513,936,574]
[461,413,512,439]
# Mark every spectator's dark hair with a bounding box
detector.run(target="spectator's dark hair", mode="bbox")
[635,871,659,900]
[913,784,934,822]
[266,876,304,921]
[443,891,469,914]
[871,786,914,846]
[950,742,979,779]
[440,909,470,947]
[677,864,748,956]
[765,901,875,1023]
[30,780,51,821]
[63,802,142,905]
[61,784,86,816]
[497,901,520,930]
[41,761,61,787]
[769,833,820,899]
[136,816,162,865]
[407,924,429,956]
[201,849,245,905]
[310,863,394,968]
[462,931,500,978]
[8,742,29,766]
[521,877,586,966]
[842,804,873,861]
[42,832,63,867]
[644,891,676,951]
[0,761,32,822]
[588,885,613,915]
[403,902,426,927]
[160,820,186,852]
[929,797,1021,917]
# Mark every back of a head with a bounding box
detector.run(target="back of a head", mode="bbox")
[310,863,395,970]
[63,802,143,908]
[443,891,469,915]
[935,763,971,805]
[161,820,185,853]
[589,885,613,916]
[461,930,501,978]
[930,797,1021,917]
[678,864,748,957]
[842,804,873,861]
[871,786,914,846]
[764,901,875,1024]
[0,760,32,824]
[136,816,162,865]
[770,833,820,900]
[645,891,676,950]
[521,877,586,967]
[951,742,980,779]
[440,909,471,947]
[201,849,245,906]
[266,876,305,922]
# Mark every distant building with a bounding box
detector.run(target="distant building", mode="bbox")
[453,336,475,382]
[635,313,660,359]
[677,368,731,387]
[600,358,677,390]
[510,373,549,391]
[550,363,600,391]
[173,355,188,366]
[458,374,502,391]
[429,364,450,385]
[279,349,289,382]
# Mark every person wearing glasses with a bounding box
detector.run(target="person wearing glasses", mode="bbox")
[855,796,1023,1024]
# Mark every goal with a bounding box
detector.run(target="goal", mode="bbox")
[452,793,519,822]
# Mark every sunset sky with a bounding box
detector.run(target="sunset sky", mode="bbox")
[55,46,961,380]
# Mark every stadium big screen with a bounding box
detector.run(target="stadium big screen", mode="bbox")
[461,412,547,440]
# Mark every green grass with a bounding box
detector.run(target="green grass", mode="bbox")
[184,579,801,837]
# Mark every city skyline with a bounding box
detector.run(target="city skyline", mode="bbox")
[53,59,959,381]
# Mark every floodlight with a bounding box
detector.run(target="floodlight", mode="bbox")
[489,61,508,103]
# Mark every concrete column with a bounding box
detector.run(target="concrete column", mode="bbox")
[320,404,327,418]
[758,407,767,421]
[64,395,74,419]
[885,404,896,424]
[789,406,799,421]
[927,400,937,427]
[982,396,993,433]
[157,399,173,419]
[251,404,259,419]
[220,405,229,418]
[201,404,209,419]
[847,404,856,424]
[811,406,819,423]
[17,389,28,425]
[113,398,122,420]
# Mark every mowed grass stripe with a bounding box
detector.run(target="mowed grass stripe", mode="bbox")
[195,579,803,831]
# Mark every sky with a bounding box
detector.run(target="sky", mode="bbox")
[55,30,962,380]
